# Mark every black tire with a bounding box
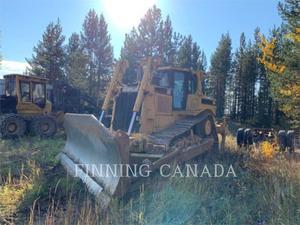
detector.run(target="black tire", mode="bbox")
[0,115,26,138]
[245,128,253,145]
[243,129,248,146]
[236,128,244,147]
[31,116,57,137]
[286,130,295,153]
[278,130,287,151]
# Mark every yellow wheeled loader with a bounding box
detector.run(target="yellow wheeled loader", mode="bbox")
[0,74,58,138]
[60,58,225,209]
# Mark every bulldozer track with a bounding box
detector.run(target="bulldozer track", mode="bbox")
[148,110,217,147]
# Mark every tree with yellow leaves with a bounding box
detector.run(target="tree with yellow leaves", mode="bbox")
[258,0,300,129]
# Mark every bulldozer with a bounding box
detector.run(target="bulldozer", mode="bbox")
[0,74,58,138]
[60,58,224,209]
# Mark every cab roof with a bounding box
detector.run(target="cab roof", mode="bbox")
[4,74,48,82]
[156,66,206,76]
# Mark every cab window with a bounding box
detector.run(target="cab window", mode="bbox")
[187,74,197,94]
[172,71,197,110]
[172,72,185,110]
[20,81,31,102]
[32,82,46,107]
[5,79,16,96]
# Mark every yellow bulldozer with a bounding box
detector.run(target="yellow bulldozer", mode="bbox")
[0,74,58,138]
[60,58,225,209]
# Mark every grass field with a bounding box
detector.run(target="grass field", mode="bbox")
[0,132,300,225]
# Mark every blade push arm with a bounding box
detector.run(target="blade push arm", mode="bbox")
[101,60,129,112]
[127,58,153,134]
[133,57,152,112]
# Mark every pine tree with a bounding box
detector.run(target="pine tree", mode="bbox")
[172,32,184,65]
[236,33,246,121]
[27,20,66,82]
[232,33,259,122]
[177,35,193,68]
[95,14,113,97]
[231,33,250,122]
[198,51,207,71]
[81,10,113,99]
[177,35,206,71]
[137,5,163,57]
[81,10,99,97]
[65,33,88,91]
[120,28,140,83]
[158,15,174,64]
[254,28,274,127]
[224,63,235,116]
[121,5,176,83]
[278,0,300,29]
[244,41,257,121]
[208,33,232,118]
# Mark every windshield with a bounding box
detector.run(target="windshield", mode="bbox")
[32,82,46,107]
[20,81,31,102]
[5,78,16,96]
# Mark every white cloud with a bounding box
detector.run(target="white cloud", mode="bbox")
[0,60,30,78]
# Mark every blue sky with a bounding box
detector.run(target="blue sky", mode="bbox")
[0,0,282,76]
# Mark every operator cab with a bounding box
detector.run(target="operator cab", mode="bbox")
[151,68,198,111]
[111,67,201,132]
[0,74,48,114]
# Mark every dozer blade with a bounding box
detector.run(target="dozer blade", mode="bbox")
[59,113,130,209]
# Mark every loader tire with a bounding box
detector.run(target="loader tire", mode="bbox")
[1,114,26,138]
[31,116,57,137]
[236,128,244,147]
[278,130,287,151]
[286,130,295,153]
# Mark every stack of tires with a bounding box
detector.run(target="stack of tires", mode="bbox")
[236,128,295,153]
[278,130,295,153]
[236,128,253,147]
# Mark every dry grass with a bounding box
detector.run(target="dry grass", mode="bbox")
[0,162,36,223]
[0,134,300,225]
[224,134,239,151]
